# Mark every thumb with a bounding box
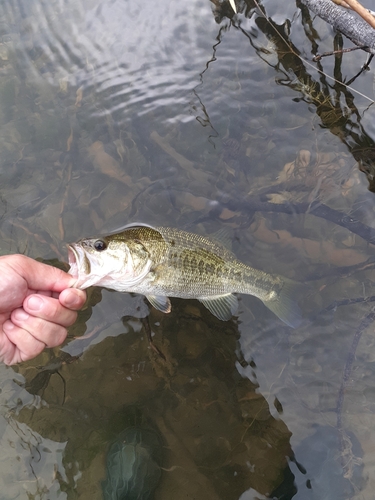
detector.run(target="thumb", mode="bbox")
[4,255,75,293]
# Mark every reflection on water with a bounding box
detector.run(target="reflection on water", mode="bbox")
[1,0,375,498]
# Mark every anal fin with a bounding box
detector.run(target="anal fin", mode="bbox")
[199,294,238,321]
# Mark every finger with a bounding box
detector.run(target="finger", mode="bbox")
[2,320,46,364]
[31,287,85,306]
[3,254,75,293]
[23,295,78,327]
[10,309,70,348]
[59,288,86,310]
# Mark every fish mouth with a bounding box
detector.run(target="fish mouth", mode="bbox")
[67,244,91,288]
[68,243,98,289]
[68,245,79,280]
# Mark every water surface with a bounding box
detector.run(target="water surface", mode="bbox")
[1,0,375,498]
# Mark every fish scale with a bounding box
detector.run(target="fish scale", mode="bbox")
[68,223,306,327]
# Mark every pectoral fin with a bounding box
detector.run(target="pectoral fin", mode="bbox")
[147,295,172,314]
[199,294,238,321]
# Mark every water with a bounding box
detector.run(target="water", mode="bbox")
[1,0,375,498]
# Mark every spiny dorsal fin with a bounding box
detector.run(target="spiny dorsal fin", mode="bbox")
[199,294,238,321]
[211,228,233,250]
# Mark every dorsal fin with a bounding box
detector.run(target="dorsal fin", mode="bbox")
[108,222,157,235]
[211,228,233,250]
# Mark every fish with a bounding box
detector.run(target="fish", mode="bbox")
[68,223,305,327]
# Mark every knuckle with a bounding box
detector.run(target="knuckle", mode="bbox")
[24,343,45,360]
[43,299,76,327]
[65,311,78,327]
[47,327,68,348]
[45,300,60,319]
[30,320,67,348]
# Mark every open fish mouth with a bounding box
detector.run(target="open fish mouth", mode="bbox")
[67,243,113,290]
[68,245,79,280]
[67,244,92,288]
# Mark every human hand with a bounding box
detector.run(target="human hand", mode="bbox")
[0,254,86,365]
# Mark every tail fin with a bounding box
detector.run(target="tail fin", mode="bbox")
[262,279,308,328]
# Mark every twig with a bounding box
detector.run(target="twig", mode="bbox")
[313,45,368,61]
[140,315,166,360]
[58,158,73,241]
[219,196,375,245]
[332,0,375,30]
[252,0,374,101]
[346,52,374,85]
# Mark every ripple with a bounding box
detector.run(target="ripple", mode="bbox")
[2,0,218,125]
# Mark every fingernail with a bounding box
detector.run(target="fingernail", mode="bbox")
[27,296,44,312]
[64,291,82,308]
[13,309,29,321]
[64,295,76,308]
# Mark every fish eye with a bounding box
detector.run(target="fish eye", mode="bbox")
[94,239,107,251]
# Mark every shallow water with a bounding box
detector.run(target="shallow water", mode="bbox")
[1,0,375,498]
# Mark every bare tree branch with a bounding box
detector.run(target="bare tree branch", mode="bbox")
[301,0,375,54]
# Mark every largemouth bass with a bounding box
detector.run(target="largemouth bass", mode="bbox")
[68,223,305,327]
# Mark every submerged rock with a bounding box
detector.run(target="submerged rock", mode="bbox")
[102,426,163,500]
